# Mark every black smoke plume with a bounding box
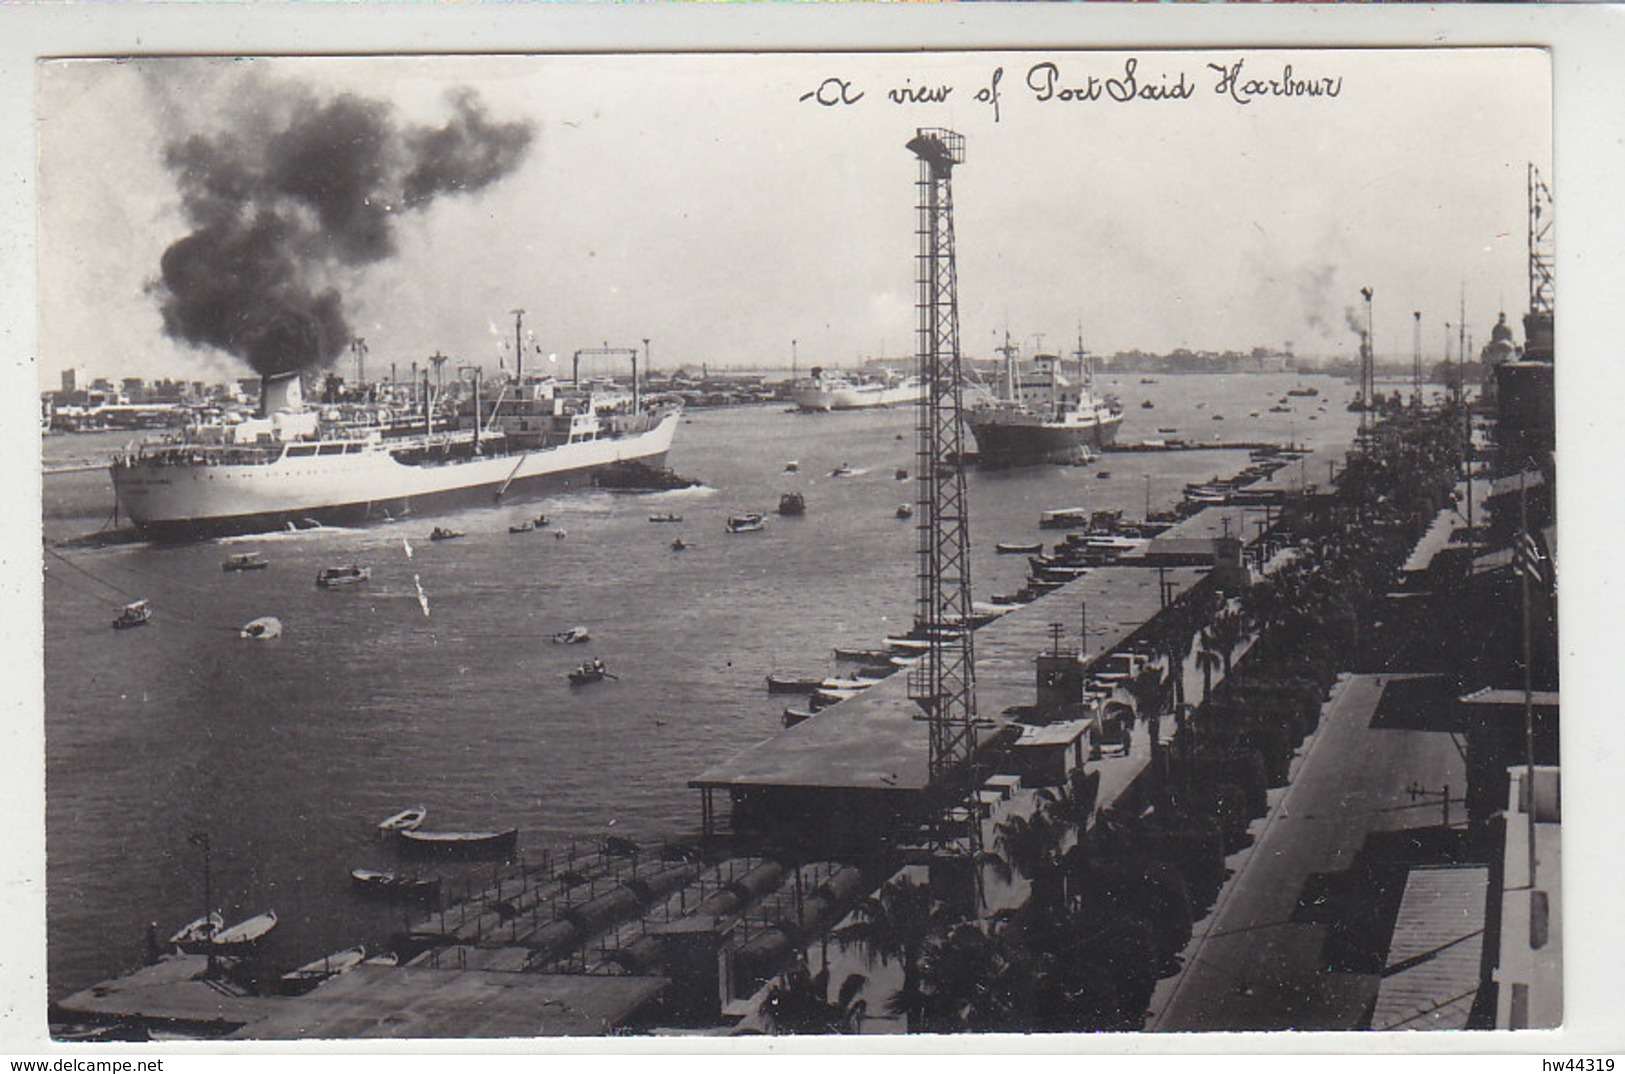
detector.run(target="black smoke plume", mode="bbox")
[156,84,533,377]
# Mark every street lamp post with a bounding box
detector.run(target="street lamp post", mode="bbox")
[188,831,214,974]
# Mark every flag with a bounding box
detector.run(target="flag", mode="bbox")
[1515,528,1548,587]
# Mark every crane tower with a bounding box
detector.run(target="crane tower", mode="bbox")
[905,128,982,881]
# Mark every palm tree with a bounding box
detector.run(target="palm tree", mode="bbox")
[982,810,1068,914]
[1125,663,1168,728]
[1206,610,1246,676]
[760,956,869,1034]
[916,919,1032,1032]
[1194,647,1222,708]
[833,875,943,1033]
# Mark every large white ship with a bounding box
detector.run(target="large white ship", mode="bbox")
[112,373,681,541]
[966,346,1123,465]
[790,367,924,412]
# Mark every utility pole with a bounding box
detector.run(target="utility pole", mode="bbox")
[1412,311,1422,408]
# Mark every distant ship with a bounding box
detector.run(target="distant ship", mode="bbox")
[112,371,680,541]
[790,367,924,412]
[966,341,1123,466]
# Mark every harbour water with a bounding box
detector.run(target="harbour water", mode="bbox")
[42,371,1365,1001]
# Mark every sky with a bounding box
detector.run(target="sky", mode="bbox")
[35,48,1551,387]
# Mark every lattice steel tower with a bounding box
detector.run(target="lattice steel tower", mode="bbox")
[1528,163,1554,322]
[906,128,981,871]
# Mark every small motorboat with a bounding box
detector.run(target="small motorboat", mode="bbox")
[784,460,800,473]
[671,538,688,552]
[551,626,591,645]
[316,565,369,588]
[222,552,269,572]
[895,468,909,481]
[1096,471,1112,480]
[428,527,463,541]
[1141,400,1154,409]
[726,513,766,534]
[212,910,278,949]
[168,912,222,954]
[895,503,914,519]
[397,827,520,858]
[553,529,568,540]
[568,658,611,685]
[833,646,893,663]
[508,522,534,534]
[377,806,428,833]
[1212,414,1225,421]
[995,542,1043,555]
[649,513,684,523]
[533,514,552,527]
[281,945,367,994]
[1158,426,1178,434]
[829,463,854,478]
[782,707,815,727]
[239,616,282,641]
[112,599,151,630]
[777,492,806,516]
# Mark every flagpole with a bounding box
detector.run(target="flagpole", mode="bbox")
[1520,474,1536,890]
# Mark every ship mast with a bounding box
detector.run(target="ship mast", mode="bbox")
[996,331,1019,402]
[511,308,526,392]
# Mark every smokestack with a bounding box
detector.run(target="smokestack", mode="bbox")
[259,372,305,418]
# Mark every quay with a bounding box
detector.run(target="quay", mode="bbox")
[690,558,1212,852]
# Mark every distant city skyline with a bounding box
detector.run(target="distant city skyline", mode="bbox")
[37,50,1549,390]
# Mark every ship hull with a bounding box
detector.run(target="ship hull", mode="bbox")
[114,410,680,542]
[967,411,1123,465]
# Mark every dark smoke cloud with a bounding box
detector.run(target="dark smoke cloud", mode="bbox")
[156,83,534,377]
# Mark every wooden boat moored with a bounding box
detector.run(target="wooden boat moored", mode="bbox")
[168,912,222,953]
[281,945,366,994]
[222,552,269,572]
[350,868,442,902]
[378,806,428,833]
[397,827,519,858]
[551,626,591,645]
[212,909,277,948]
[726,513,766,534]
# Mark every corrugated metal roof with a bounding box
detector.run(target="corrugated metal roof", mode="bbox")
[1370,865,1488,1031]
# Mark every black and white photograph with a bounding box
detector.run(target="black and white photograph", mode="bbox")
[14,14,1607,1051]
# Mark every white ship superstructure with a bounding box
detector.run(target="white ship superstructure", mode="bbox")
[790,367,924,412]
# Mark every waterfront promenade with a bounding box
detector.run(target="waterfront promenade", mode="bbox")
[1148,672,1471,1032]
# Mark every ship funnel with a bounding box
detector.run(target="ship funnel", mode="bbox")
[259,373,305,417]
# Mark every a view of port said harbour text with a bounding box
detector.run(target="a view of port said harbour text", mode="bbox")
[29,43,1567,1047]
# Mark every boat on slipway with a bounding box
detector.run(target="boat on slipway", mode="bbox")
[111,368,681,542]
